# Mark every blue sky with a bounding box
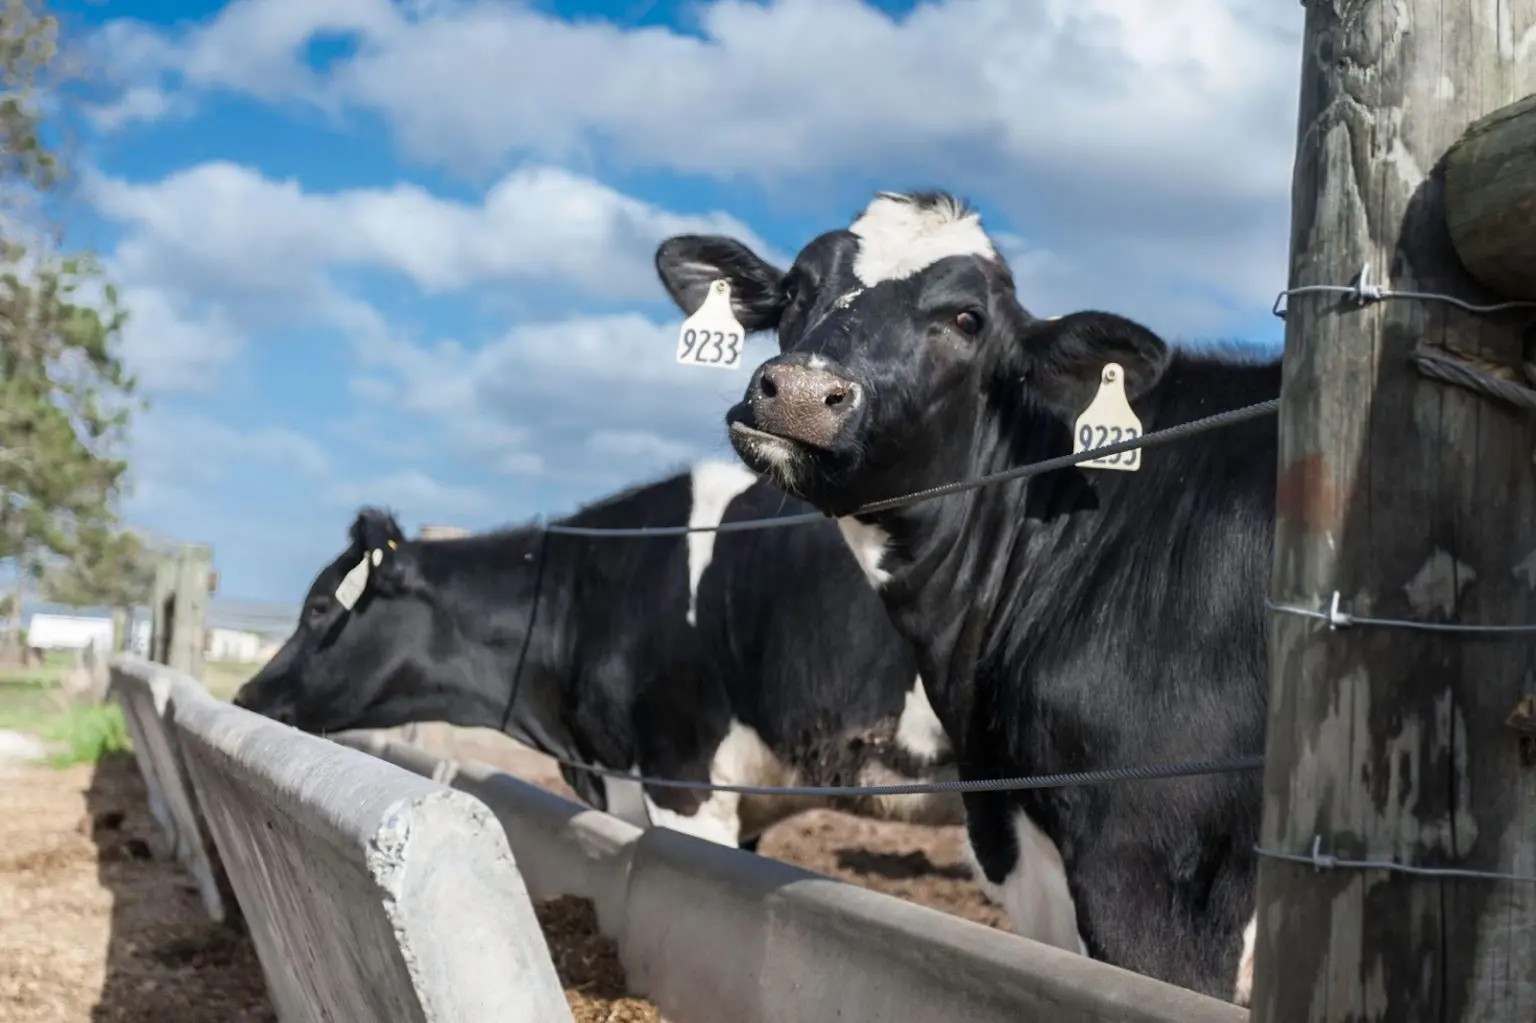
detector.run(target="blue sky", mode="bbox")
[50,0,1303,606]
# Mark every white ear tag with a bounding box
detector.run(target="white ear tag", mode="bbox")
[334,554,371,611]
[675,279,746,370]
[1072,363,1143,472]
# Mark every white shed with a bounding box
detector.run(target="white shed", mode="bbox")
[206,627,263,663]
[26,613,114,651]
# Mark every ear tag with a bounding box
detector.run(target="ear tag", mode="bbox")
[371,548,383,566]
[1072,363,1143,472]
[675,279,746,371]
[335,554,370,611]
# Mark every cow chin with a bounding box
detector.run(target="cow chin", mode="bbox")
[727,419,809,494]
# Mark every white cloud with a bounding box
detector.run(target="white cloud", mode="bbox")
[585,430,697,466]
[116,285,245,393]
[130,407,331,493]
[87,160,776,304]
[85,156,782,409]
[322,468,495,520]
[99,0,1299,196]
[88,0,1303,330]
[350,311,770,486]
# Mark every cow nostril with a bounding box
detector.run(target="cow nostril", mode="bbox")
[824,388,848,408]
[759,373,778,399]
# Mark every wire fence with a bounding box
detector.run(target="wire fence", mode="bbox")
[453,268,1536,884]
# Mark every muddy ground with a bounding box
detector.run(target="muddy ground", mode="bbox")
[0,734,1000,1021]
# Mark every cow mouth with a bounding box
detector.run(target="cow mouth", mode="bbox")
[729,420,807,464]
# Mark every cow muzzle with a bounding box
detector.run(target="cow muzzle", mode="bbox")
[745,357,863,451]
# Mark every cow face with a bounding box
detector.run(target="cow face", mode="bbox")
[231,508,438,734]
[655,191,1170,515]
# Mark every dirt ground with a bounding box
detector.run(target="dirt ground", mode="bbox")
[449,728,1009,932]
[0,753,663,1022]
[0,731,1001,1022]
[0,753,273,1023]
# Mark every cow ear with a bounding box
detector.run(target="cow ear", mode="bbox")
[1018,311,1171,421]
[349,506,405,552]
[655,234,787,332]
[337,508,411,606]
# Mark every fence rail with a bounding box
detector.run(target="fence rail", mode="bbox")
[108,656,571,1023]
[109,655,1249,1023]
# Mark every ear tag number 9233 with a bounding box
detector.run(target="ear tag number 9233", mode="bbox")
[1072,363,1143,472]
[676,279,746,370]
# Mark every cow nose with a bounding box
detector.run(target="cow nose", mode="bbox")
[749,361,862,449]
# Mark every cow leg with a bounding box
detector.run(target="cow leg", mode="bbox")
[997,811,1086,954]
[1068,844,1242,1000]
[963,801,1085,954]
[1232,912,1256,1006]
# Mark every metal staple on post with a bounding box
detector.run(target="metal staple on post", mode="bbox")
[1274,262,1536,414]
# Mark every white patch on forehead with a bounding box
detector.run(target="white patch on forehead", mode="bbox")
[849,194,996,288]
[686,460,759,626]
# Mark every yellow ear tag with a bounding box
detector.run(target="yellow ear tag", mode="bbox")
[1072,363,1143,472]
[675,279,746,370]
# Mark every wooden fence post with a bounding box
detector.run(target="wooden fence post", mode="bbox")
[149,543,213,682]
[1253,2,1536,1020]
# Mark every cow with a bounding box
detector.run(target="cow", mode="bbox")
[652,191,1276,1004]
[231,458,965,853]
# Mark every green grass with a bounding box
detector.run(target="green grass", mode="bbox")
[0,662,70,689]
[0,680,131,768]
[37,703,130,767]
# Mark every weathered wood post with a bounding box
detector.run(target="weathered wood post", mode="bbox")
[149,543,213,682]
[1253,2,1536,1020]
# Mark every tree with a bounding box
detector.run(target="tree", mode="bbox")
[0,0,62,221]
[0,0,139,663]
[41,522,156,650]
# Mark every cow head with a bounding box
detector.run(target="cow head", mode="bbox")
[231,507,437,733]
[654,191,1171,516]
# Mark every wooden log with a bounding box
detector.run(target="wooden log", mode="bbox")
[1445,92,1536,301]
[1254,1,1536,1021]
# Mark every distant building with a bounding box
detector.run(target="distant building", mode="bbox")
[206,627,263,663]
[419,523,470,540]
[25,613,114,651]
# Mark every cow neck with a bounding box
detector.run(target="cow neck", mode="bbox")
[852,396,1076,745]
[413,528,585,766]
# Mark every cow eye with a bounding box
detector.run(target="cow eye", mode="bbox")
[307,597,334,623]
[954,311,984,336]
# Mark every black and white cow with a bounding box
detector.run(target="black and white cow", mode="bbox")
[232,459,964,851]
[652,192,1275,1004]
